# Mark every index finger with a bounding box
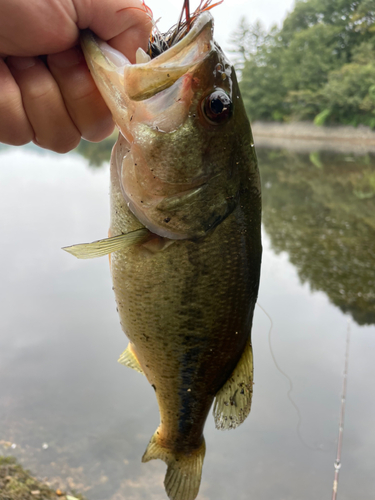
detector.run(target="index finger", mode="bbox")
[74,0,153,63]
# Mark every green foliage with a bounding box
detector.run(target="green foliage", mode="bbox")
[281,24,343,92]
[239,25,288,121]
[314,108,331,125]
[235,0,375,125]
[318,41,375,125]
[228,17,268,71]
[351,0,375,32]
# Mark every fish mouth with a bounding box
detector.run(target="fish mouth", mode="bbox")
[81,12,231,241]
[80,12,214,112]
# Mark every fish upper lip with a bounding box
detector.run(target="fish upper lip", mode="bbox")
[80,11,214,104]
[81,11,213,71]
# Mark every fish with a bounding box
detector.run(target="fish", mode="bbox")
[64,2,262,499]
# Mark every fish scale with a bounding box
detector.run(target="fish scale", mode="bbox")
[110,139,258,450]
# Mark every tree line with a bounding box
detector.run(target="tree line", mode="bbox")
[232,0,375,127]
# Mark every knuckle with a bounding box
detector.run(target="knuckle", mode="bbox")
[0,97,33,146]
[69,82,98,104]
[0,121,33,145]
[6,135,32,147]
[81,115,114,143]
[0,133,31,147]
[27,82,56,103]
[50,133,81,154]
[0,85,21,113]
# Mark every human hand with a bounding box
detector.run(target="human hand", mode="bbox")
[0,0,152,153]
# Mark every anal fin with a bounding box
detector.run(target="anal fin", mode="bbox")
[142,431,205,500]
[118,343,144,375]
[213,339,254,430]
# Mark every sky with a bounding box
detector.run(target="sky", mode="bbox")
[145,0,296,50]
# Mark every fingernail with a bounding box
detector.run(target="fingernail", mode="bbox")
[8,56,36,70]
[49,48,83,69]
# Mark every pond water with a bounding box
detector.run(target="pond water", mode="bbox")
[0,139,374,500]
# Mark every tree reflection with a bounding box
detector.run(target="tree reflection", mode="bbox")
[259,148,375,326]
[76,134,117,167]
[75,139,375,325]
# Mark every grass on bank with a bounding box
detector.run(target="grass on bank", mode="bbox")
[0,456,86,500]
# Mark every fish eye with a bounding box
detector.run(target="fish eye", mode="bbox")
[202,90,232,124]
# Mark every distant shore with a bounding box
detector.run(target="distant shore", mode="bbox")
[251,121,375,154]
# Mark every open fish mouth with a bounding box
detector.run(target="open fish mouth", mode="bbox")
[80,12,214,109]
[80,9,236,241]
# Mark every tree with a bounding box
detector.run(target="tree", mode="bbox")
[239,26,287,121]
[229,18,270,72]
[281,23,343,92]
[233,0,375,125]
[319,41,375,126]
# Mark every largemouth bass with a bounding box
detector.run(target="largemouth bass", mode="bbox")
[64,4,261,500]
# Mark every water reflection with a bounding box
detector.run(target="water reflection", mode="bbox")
[76,136,115,167]
[1,143,374,500]
[74,139,375,325]
[258,148,375,326]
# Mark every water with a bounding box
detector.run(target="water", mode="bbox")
[0,140,374,500]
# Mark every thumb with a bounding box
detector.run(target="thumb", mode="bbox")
[75,0,153,63]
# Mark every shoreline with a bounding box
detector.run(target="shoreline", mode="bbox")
[0,456,85,500]
[251,121,375,154]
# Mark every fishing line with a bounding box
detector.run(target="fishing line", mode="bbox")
[331,318,351,500]
[147,0,224,57]
[256,302,324,452]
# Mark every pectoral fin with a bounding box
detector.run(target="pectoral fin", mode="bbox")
[62,228,149,259]
[213,339,254,430]
[118,343,144,375]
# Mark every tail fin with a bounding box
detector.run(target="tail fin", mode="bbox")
[142,431,206,500]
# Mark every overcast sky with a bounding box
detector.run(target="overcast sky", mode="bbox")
[146,0,296,50]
